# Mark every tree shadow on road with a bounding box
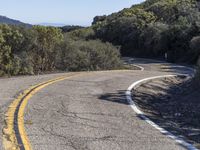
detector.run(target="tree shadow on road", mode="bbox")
[99,90,129,105]
[99,77,200,149]
[133,78,200,149]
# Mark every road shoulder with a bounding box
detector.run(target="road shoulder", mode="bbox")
[132,76,200,149]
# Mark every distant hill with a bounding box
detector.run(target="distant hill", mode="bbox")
[0,15,31,27]
[38,23,66,27]
[60,25,84,32]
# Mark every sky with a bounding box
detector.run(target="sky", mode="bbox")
[0,0,145,26]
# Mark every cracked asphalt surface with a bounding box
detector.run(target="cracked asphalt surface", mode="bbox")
[0,59,194,150]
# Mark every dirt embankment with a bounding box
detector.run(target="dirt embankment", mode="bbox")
[132,76,200,148]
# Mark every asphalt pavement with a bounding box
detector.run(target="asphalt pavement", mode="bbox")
[0,58,194,150]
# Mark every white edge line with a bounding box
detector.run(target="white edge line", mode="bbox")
[131,64,144,71]
[126,75,198,150]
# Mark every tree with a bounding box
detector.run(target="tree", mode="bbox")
[92,15,107,25]
[92,0,200,63]
[0,24,23,76]
[0,37,12,75]
[139,22,168,57]
[57,40,122,71]
[31,26,63,73]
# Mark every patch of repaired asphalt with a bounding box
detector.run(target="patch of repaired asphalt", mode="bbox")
[132,76,200,148]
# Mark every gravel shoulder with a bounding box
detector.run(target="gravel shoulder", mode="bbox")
[132,76,200,149]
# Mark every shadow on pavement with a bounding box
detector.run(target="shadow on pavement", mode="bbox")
[99,90,129,105]
[133,78,200,149]
[99,76,200,148]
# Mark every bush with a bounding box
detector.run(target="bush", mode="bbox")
[0,24,122,77]
[92,0,200,63]
[65,27,95,41]
[57,40,122,71]
[0,24,15,76]
[30,26,64,73]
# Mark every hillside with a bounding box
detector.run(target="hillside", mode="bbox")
[0,15,31,27]
[0,0,200,76]
[92,0,200,63]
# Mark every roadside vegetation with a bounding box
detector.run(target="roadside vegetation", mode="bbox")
[133,76,200,148]
[1,0,200,78]
[92,0,200,64]
[91,0,200,84]
[0,24,122,76]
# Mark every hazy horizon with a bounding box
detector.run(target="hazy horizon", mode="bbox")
[0,0,145,26]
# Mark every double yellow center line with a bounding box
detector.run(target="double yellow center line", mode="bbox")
[3,74,80,150]
[2,70,132,150]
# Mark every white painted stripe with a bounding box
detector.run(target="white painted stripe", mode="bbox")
[131,64,144,71]
[126,75,198,150]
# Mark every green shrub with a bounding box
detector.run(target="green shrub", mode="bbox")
[57,40,122,71]
[30,26,64,73]
[92,0,200,63]
[65,27,95,41]
[0,24,14,76]
[0,24,122,77]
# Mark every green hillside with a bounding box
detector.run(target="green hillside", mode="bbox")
[1,0,200,77]
[0,15,31,27]
[92,0,200,63]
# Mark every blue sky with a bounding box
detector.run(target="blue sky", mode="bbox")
[0,0,145,26]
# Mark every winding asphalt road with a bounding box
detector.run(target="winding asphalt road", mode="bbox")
[0,58,195,150]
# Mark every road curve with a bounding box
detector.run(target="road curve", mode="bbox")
[1,59,195,150]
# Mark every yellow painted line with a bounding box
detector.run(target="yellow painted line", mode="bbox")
[2,69,136,150]
[3,73,81,150]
